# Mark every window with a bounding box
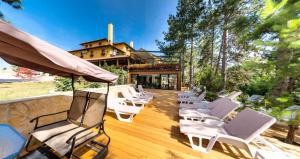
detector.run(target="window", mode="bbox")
[99,42,102,46]
[89,44,92,47]
[101,48,106,56]
[90,51,94,57]
[80,50,87,58]
[112,49,117,56]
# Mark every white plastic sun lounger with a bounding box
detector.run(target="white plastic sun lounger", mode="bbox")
[179,97,226,110]
[178,91,206,104]
[178,90,198,98]
[107,94,142,122]
[123,86,151,102]
[128,86,153,101]
[219,91,242,100]
[180,108,276,158]
[138,85,154,98]
[120,87,148,107]
[179,98,238,121]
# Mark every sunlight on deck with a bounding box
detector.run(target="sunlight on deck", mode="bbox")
[79,89,255,159]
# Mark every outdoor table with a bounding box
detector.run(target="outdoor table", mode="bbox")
[0,124,26,159]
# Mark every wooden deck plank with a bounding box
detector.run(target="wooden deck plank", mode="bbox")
[80,89,251,159]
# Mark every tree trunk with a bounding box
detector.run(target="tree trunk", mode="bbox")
[189,37,194,88]
[210,26,215,68]
[215,38,223,76]
[180,47,185,85]
[221,28,228,90]
[285,125,298,144]
[272,48,292,97]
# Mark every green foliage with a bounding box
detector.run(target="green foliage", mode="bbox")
[226,65,250,92]
[204,91,219,102]
[102,63,127,85]
[194,66,222,92]
[54,77,73,91]
[240,75,273,96]
[84,82,104,88]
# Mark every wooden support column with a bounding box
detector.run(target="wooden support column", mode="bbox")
[127,59,130,65]
[116,59,119,67]
[177,71,181,91]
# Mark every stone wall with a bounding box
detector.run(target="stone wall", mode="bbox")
[0,85,131,137]
[0,95,72,137]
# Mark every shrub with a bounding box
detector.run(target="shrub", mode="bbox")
[102,63,127,85]
[239,75,273,96]
[194,66,223,92]
[55,77,73,91]
[205,91,219,102]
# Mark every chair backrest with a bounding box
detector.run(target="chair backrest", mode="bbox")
[209,98,238,119]
[120,87,132,99]
[224,108,276,142]
[68,90,107,127]
[207,97,228,109]
[82,92,106,127]
[226,91,242,100]
[107,93,121,109]
[197,91,206,101]
[138,85,144,93]
[68,90,89,124]
[128,86,138,96]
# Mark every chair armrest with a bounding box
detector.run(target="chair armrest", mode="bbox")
[30,110,69,123]
[215,134,247,143]
[202,116,222,121]
[66,121,104,144]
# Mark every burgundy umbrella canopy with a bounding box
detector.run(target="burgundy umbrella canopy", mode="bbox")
[0,20,118,83]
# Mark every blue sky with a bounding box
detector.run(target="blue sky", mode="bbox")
[0,0,177,68]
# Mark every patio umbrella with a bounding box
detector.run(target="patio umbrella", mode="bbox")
[0,20,118,83]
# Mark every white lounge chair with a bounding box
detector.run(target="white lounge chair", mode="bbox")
[178,91,206,104]
[107,94,142,122]
[120,87,148,108]
[179,97,226,110]
[128,86,153,101]
[180,108,276,158]
[179,98,238,121]
[138,85,154,98]
[218,91,242,100]
[178,88,199,98]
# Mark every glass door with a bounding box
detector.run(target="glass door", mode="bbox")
[161,75,169,89]
[160,74,177,90]
[168,74,177,90]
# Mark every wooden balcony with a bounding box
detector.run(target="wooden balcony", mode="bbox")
[128,63,180,72]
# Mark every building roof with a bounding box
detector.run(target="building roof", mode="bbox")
[113,42,134,50]
[80,38,108,45]
[85,55,130,62]
[69,45,125,54]
[132,49,161,62]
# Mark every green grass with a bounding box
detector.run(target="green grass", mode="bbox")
[0,81,55,101]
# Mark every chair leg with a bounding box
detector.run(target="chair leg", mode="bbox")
[116,112,134,122]
[187,134,209,153]
[25,134,33,152]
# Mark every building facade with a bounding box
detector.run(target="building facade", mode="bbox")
[69,24,181,90]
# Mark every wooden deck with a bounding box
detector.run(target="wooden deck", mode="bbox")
[79,89,253,159]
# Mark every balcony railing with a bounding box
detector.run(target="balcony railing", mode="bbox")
[128,63,180,72]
